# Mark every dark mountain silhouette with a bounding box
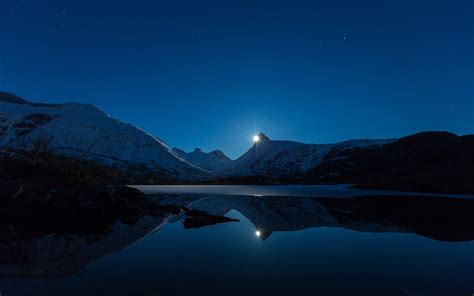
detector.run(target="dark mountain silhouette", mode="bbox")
[307,131,474,193]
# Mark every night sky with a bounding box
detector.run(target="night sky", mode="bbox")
[0,0,472,158]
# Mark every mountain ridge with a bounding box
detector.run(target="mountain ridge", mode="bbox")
[0,92,205,181]
[172,147,232,172]
[213,132,396,178]
[1,92,472,193]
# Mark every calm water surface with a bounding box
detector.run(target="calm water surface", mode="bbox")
[1,185,473,296]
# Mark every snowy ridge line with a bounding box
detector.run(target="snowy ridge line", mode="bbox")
[0,92,205,180]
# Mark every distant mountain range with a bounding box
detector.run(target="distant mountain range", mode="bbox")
[210,132,395,178]
[172,147,231,172]
[1,92,473,193]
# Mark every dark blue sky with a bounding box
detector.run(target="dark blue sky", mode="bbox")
[1,0,472,158]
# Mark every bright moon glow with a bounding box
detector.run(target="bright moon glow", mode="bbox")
[255,230,261,237]
[253,135,260,142]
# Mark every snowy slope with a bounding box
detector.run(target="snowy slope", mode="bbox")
[0,92,399,182]
[214,132,395,179]
[0,92,204,180]
[172,147,231,172]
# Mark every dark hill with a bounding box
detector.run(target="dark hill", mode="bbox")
[308,131,474,193]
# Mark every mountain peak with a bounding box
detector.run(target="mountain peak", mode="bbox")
[257,132,270,141]
[0,92,28,104]
[0,92,103,113]
[0,92,60,108]
[171,147,231,171]
[210,150,227,157]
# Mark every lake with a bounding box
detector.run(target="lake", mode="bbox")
[1,185,473,296]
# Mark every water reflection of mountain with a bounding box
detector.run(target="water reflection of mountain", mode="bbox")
[1,194,473,281]
[154,194,474,242]
[0,214,169,279]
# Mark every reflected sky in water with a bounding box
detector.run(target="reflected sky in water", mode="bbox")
[1,191,474,296]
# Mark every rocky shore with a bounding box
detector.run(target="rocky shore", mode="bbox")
[0,150,234,236]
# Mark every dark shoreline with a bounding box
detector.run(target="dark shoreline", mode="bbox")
[1,146,472,238]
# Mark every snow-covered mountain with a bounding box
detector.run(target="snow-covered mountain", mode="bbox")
[3,92,469,192]
[213,132,395,179]
[0,92,204,180]
[172,147,231,172]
